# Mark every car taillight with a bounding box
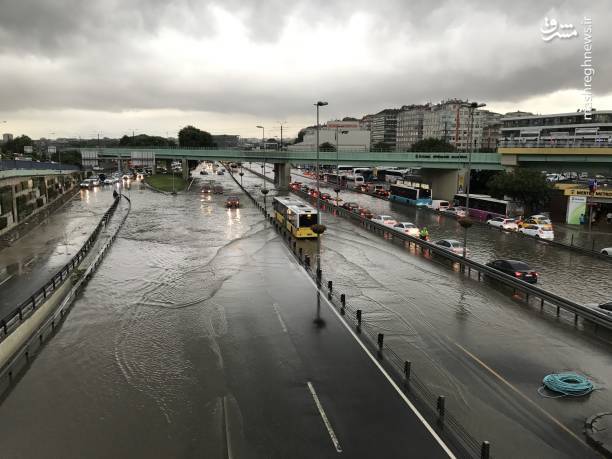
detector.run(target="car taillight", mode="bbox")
[532,272,539,277]
[515,271,523,276]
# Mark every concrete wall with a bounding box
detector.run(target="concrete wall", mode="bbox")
[273,163,291,190]
[419,168,465,201]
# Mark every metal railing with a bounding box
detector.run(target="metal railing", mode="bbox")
[0,195,122,342]
[0,160,80,171]
[226,167,491,458]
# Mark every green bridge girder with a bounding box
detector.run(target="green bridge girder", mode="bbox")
[87,147,504,170]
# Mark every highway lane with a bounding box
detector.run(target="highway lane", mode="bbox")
[0,169,450,459]
[239,168,608,458]
[290,170,612,306]
[0,185,121,319]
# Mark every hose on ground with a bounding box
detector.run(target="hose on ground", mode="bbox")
[538,372,594,397]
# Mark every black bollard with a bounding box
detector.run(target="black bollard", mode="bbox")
[480,441,490,459]
[327,280,332,292]
[377,333,384,351]
[437,396,445,418]
[404,361,411,380]
[356,309,362,326]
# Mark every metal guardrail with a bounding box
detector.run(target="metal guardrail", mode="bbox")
[226,168,491,458]
[0,160,80,171]
[244,165,612,332]
[0,195,121,342]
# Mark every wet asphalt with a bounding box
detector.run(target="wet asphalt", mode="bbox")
[0,167,449,458]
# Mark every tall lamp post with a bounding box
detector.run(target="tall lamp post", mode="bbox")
[459,101,486,258]
[314,101,328,271]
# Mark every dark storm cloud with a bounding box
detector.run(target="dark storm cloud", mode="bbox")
[0,0,609,118]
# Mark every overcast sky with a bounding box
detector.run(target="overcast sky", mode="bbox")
[0,0,609,139]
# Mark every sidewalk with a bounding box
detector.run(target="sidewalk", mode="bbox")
[0,187,118,318]
[554,221,612,251]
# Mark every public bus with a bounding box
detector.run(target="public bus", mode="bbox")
[273,196,320,239]
[345,174,365,188]
[389,177,432,206]
[324,173,347,187]
[452,194,524,221]
[375,168,409,183]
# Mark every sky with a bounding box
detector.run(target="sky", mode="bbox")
[0,0,610,140]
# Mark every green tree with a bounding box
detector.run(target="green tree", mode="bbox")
[411,138,455,152]
[487,169,552,215]
[319,142,336,151]
[372,141,393,152]
[2,135,33,157]
[51,150,82,166]
[470,170,501,194]
[119,134,175,147]
[178,126,214,147]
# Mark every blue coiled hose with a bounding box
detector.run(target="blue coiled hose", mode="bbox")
[541,372,594,397]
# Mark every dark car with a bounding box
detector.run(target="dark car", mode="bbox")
[486,259,539,284]
[217,170,225,175]
[320,192,332,201]
[201,184,212,193]
[300,185,310,193]
[342,202,360,211]
[213,185,224,194]
[226,196,240,208]
[200,170,208,175]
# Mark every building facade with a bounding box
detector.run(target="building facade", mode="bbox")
[370,109,400,149]
[2,133,13,144]
[499,110,612,147]
[396,104,430,151]
[288,121,371,151]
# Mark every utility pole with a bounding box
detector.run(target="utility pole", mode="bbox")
[280,124,283,151]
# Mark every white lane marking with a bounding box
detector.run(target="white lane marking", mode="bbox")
[0,274,13,287]
[303,275,456,458]
[272,303,288,333]
[222,396,234,459]
[307,381,343,453]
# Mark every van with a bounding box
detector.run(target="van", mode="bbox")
[430,200,450,211]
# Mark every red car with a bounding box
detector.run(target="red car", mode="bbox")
[376,189,390,198]
[359,208,374,219]
[320,193,332,200]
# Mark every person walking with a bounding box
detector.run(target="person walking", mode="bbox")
[607,211,612,224]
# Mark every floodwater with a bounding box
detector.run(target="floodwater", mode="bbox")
[290,171,612,305]
[0,166,609,458]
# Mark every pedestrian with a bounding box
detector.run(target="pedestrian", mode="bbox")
[419,227,429,241]
[579,213,585,225]
[607,211,612,224]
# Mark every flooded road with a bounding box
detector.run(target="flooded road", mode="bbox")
[0,169,450,458]
[290,171,612,305]
[0,185,121,318]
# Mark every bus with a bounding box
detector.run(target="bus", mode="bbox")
[452,194,524,221]
[273,196,320,239]
[389,177,432,206]
[351,168,373,181]
[375,168,409,183]
[324,173,347,187]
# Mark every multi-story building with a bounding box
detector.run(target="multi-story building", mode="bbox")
[370,109,400,149]
[499,110,612,147]
[2,133,13,144]
[396,104,430,151]
[421,99,499,151]
[288,121,371,151]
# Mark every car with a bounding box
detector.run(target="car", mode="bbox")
[518,214,551,228]
[122,174,131,180]
[375,189,390,198]
[356,185,368,193]
[486,217,519,231]
[445,207,466,217]
[598,301,612,312]
[434,239,468,255]
[359,208,374,219]
[601,248,612,256]
[103,178,116,185]
[393,222,420,237]
[308,189,319,198]
[90,178,101,186]
[486,259,539,284]
[371,215,397,226]
[226,196,240,208]
[217,170,224,175]
[585,301,612,315]
[290,182,302,190]
[341,202,359,211]
[320,192,332,201]
[213,185,224,194]
[80,179,94,189]
[519,223,554,240]
[300,185,310,193]
[201,185,212,193]
[200,170,208,175]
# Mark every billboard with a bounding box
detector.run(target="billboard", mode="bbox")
[566,195,587,224]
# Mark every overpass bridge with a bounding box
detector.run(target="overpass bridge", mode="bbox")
[81,146,612,199]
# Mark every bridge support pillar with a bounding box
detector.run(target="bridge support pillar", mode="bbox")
[181,158,189,180]
[165,159,172,174]
[274,163,291,190]
[420,168,465,201]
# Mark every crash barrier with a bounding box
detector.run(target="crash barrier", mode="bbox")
[0,195,122,343]
[227,167,491,458]
[0,194,131,396]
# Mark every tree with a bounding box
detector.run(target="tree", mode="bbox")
[178,126,214,148]
[319,142,336,151]
[470,170,501,194]
[411,138,455,152]
[119,134,176,147]
[372,141,393,152]
[487,168,552,215]
[342,117,359,121]
[51,150,82,166]
[2,135,33,157]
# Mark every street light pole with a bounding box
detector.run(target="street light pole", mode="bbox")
[314,101,328,271]
[461,101,485,258]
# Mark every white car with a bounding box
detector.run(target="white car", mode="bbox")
[519,223,554,240]
[393,222,420,237]
[435,239,468,255]
[445,207,466,217]
[601,248,612,256]
[371,215,397,226]
[80,179,94,188]
[122,174,131,180]
[91,178,101,186]
[487,217,518,231]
